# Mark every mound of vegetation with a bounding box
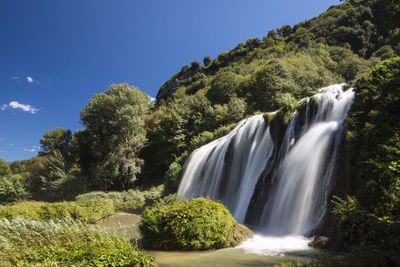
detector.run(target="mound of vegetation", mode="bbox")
[332,57,400,251]
[139,197,252,250]
[0,218,154,267]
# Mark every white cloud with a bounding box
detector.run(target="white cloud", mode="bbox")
[26,76,34,83]
[24,146,38,153]
[11,76,19,80]
[150,97,156,103]
[1,101,39,114]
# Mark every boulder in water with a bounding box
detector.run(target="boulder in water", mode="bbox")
[308,235,329,248]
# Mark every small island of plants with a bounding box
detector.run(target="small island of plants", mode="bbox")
[139,197,252,250]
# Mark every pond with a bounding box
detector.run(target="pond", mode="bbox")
[98,213,321,267]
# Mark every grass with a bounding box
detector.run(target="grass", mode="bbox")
[0,217,155,267]
[0,199,115,223]
[0,186,164,224]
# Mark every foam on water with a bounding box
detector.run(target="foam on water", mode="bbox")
[240,235,312,256]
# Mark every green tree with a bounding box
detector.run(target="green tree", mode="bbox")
[0,174,28,203]
[0,159,10,176]
[337,57,400,249]
[206,71,244,104]
[80,84,151,190]
[190,61,200,70]
[39,128,72,159]
[203,56,212,66]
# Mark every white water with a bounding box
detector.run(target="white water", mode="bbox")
[240,235,312,256]
[178,115,274,223]
[178,84,354,255]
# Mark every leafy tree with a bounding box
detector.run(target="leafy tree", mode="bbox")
[0,159,10,176]
[206,71,244,104]
[203,56,212,66]
[0,174,28,203]
[337,57,400,249]
[80,84,151,190]
[277,25,292,37]
[190,61,200,70]
[39,128,72,159]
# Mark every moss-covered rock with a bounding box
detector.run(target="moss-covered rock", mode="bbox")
[139,197,252,250]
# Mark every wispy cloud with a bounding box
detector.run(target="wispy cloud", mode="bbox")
[24,146,39,153]
[1,101,39,114]
[26,76,34,83]
[11,76,19,80]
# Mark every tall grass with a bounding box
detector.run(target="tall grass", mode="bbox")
[75,185,163,213]
[0,217,154,267]
[0,200,115,223]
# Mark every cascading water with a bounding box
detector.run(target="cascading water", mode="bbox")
[178,115,275,223]
[178,84,354,254]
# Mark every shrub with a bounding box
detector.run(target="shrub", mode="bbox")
[0,174,29,204]
[203,56,212,66]
[139,197,252,250]
[190,61,201,70]
[0,218,154,267]
[75,187,163,213]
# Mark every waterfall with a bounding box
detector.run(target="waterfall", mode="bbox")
[178,115,275,223]
[178,84,354,239]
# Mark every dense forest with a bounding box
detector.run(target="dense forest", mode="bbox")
[1,0,399,266]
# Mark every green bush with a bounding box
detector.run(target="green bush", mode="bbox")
[139,197,252,250]
[75,187,163,213]
[0,218,154,267]
[338,57,400,250]
[0,174,29,204]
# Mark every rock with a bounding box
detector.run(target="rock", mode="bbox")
[309,235,329,249]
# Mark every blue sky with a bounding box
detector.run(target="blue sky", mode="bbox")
[0,0,338,161]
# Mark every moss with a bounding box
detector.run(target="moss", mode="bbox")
[269,107,294,147]
[263,112,275,124]
[294,96,320,134]
[139,197,252,250]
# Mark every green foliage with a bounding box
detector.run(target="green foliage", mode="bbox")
[203,56,212,66]
[0,174,28,204]
[336,57,400,250]
[206,71,245,104]
[0,199,115,224]
[0,218,154,267]
[25,151,86,201]
[0,159,11,176]
[274,248,400,267]
[141,93,218,182]
[80,83,151,190]
[75,187,163,213]
[139,197,252,250]
[191,61,201,70]
[39,128,72,159]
